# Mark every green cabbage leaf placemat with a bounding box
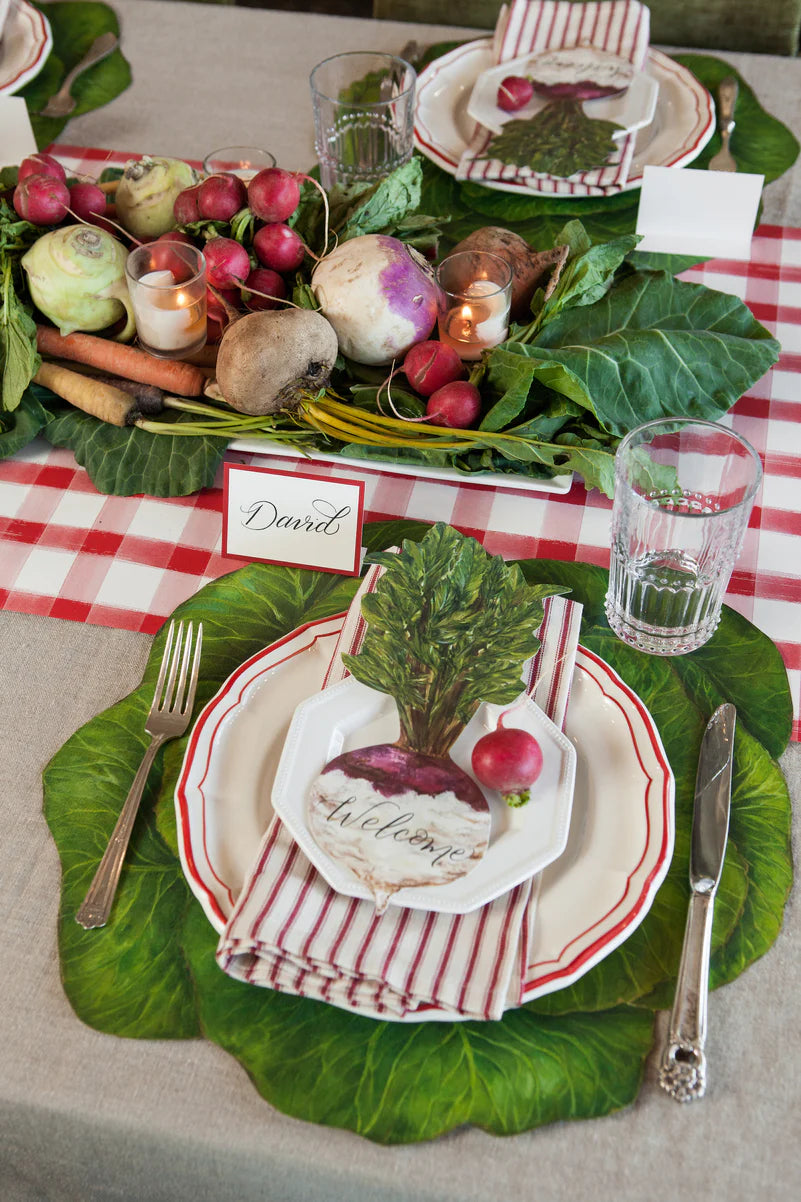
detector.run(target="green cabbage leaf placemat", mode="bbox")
[418,51,800,269]
[20,3,132,148]
[43,520,793,1144]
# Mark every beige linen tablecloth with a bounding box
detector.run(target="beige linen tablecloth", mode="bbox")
[1,6,799,1200]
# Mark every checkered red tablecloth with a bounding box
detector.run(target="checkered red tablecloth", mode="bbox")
[1,148,799,739]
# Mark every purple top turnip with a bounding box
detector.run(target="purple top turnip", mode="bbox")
[312,235,443,366]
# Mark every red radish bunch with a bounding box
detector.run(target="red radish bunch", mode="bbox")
[426,380,482,429]
[67,182,107,225]
[13,174,70,224]
[471,719,543,808]
[403,340,466,397]
[203,236,250,288]
[247,167,301,223]
[197,173,247,222]
[242,267,287,311]
[497,75,534,112]
[253,223,305,273]
[18,153,66,184]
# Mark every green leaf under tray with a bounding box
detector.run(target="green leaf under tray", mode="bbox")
[42,522,793,1143]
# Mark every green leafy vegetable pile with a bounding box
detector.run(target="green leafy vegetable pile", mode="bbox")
[342,523,567,755]
[1,53,796,498]
[42,520,794,1143]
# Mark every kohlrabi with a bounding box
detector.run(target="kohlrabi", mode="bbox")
[116,155,197,239]
[22,225,135,340]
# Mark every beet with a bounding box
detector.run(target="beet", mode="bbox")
[308,742,491,912]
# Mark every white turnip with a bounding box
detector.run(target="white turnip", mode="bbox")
[215,307,338,414]
[14,174,70,225]
[253,223,305,273]
[204,237,250,288]
[308,743,491,913]
[247,167,300,223]
[311,235,442,366]
[426,380,482,428]
[403,340,466,397]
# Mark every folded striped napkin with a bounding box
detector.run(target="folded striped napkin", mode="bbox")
[458,0,651,196]
[217,558,582,1022]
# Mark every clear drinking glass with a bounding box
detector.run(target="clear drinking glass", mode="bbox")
[310,51,416,191]
[125,242,207,359]
[435,251,512,361]
[605,418,762,655]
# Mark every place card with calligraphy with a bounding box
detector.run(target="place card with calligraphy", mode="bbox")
[222,463,364,575]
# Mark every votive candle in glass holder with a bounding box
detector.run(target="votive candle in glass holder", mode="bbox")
[125,242,207,359]
[202,146,276,180]
[436,251,512,361]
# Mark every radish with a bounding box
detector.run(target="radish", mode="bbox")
[253,223,305,273]
[197,173,247,222]
[13,174,70,224]
[242,266,286,311]
[203,236,250,288]
[67,182,107,225]
[471,722,543,808]
[149,235,203,282]
[308,743,491,914]
[247,167,300,223]
[18,153,66,184]
[173,184,203,225]
[403,340,466,397]
[497,75,534,112]
[311,235,442,366]
[426,380,482,428]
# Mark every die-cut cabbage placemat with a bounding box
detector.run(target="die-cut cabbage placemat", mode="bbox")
[43,520,793,1144]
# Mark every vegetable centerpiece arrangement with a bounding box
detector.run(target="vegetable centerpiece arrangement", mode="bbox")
[0,146,781,499]
[307,524,565,911]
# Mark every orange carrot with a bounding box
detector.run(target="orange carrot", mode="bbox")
[36,326,206,396]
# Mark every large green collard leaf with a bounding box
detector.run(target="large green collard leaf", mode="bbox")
[43,405,228,496]
[489,271,780,438]
[42,526,793,1141]
[0,386,50,457]
[22,3,132,148]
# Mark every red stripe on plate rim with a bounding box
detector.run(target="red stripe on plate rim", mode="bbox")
[520,644,674,999]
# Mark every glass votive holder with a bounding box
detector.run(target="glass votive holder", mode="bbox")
[125,242,207,359]
[435,251,513,361]
[202,146,277,180]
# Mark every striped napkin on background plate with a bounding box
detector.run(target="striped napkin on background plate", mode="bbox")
[216,558,583,1022]
[457,0,651,197]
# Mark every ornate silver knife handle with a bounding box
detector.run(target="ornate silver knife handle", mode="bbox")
[658,888,715,1101]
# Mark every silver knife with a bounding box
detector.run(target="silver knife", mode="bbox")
[658,702,736,1102]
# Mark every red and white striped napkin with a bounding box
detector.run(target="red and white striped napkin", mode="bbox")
[216,559,583,1022]
[458,0,651,196]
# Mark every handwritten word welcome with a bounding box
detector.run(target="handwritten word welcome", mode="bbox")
[325,797,469,867]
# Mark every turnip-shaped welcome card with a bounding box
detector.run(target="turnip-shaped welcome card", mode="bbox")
[274,524,569,912]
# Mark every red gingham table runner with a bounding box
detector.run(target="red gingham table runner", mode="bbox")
[0,148,798,740]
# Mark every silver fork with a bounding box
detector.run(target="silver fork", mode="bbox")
[76,620,203,930]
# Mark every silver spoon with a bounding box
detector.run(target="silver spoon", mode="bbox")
[708,76,739,172]
[36,32,119,119]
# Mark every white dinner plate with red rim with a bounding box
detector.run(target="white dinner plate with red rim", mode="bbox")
[174,612,675,1016]
[414,40,715,195]
[0,0,52,96]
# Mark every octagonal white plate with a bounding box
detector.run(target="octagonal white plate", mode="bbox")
[414,40,715,195]
[271,677,577,914]
[0,0,52,96]
[175,612,674,1015]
